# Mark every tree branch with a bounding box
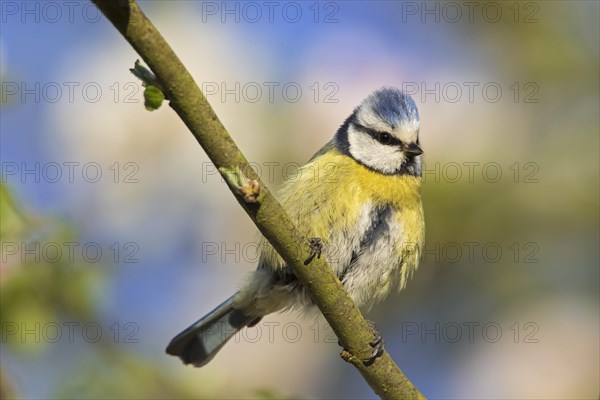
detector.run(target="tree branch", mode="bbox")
[91,1,426,399]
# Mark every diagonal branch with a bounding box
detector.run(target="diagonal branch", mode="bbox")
[92,1,425,399]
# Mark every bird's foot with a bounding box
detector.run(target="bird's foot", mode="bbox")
[338,320,385,366]
[303,237,323,265]
[364,320,385,365]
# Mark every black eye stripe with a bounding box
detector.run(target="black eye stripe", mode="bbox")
[352,123,403,147]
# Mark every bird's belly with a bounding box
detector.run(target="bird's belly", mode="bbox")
[324,204,411,308]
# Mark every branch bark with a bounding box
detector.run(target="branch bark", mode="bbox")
[92,1,426,399]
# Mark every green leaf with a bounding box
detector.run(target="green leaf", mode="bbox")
[130,60,166,111]
[144,85,164,111]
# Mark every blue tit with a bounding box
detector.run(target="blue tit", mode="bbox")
[167,87,425,367]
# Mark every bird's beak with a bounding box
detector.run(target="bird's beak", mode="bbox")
[405,143,423,156]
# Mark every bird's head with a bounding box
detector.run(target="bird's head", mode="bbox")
[337,88,422,176]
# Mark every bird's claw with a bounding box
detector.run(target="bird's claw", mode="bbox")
[337,320,385,365]
[363,320,385,365]
[303,237,322,265]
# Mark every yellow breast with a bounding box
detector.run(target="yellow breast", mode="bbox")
[260,149,425,298]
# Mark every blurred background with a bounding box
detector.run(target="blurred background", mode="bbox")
[1,1,598,399]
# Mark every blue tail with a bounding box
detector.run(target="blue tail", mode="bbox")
[166,294,260,367]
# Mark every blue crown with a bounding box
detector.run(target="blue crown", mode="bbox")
[363,88,419,129]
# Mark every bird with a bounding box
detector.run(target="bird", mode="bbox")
[166,87,425,367]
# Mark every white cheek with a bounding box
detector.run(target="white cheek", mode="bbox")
[347,127,406,174]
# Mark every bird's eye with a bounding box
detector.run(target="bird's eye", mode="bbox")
[378,132,392,145]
